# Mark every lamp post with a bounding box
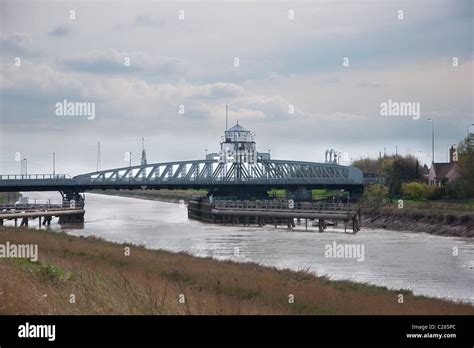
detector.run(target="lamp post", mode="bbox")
[467,123,474,136]
[468,124,474,147]
[427,118,435,163]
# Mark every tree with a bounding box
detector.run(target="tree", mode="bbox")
[352,155,424,195]
[386,155,424,195]
[351,158,380,174]
[363,184,389,199]
[446,135,474,199]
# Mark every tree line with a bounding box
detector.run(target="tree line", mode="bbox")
[351,135,474,200]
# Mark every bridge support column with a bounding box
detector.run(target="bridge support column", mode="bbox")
[58,211,85,224]
[287,187,312,202]
[59,191,85,223]
[60,191,85,205]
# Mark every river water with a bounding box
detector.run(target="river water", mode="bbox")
[9,192,474,305]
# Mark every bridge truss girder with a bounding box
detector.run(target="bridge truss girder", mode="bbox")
[72,159,362,187]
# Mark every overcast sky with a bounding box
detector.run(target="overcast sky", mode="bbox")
[1,0,472,176]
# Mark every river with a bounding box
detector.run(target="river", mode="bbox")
[9,191,474,305]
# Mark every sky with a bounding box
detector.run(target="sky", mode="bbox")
[0,0,473,176]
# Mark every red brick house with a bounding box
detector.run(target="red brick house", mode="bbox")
[428,146,460,186]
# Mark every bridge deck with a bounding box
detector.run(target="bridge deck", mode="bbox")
[0,159,384,196]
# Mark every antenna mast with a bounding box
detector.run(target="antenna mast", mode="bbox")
[96,141,101,172]
[140,137,147,166]
[225,104,228,130]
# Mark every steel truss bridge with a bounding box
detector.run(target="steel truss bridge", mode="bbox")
[0,158,383,199]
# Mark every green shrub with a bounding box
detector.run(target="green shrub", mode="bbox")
[363,184,389,199]
[401,182,437,200]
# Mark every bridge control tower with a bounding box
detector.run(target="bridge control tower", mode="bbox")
[219,122,257,166]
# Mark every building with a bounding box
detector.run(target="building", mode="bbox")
[219,122,257,164]
[428,146,460,186]
[204,122,271,163]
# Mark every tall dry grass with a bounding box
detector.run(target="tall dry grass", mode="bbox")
[0,226,473,315]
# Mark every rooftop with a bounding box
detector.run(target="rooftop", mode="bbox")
[226,122,249,132]
[432,162,456,179]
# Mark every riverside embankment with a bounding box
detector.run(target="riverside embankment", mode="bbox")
[362,201,474,238]
[4,192,474,305]
[1,226,473,314]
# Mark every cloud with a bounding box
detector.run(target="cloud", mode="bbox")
[134,15,163,27]
[0,33,41,57]
[114,14,165,31]
[192,82,244,99]
[1,61,85,100]
[357,81,384,89]
[60,50,187,77]
[0,0,472,173]
[49,25,73,38]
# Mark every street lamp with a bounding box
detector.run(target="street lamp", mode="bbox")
[468,124,474,147]
[468,124,474,136]
[427,118,435,163]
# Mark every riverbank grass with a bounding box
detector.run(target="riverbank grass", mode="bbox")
[0,227,473,315]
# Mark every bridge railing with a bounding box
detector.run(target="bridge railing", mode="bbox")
[76,177,361,185]
[0,201,83,212]
[0,174,71,180]
[213,199,358,213]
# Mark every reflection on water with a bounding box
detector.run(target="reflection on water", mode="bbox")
[9,192,474,304]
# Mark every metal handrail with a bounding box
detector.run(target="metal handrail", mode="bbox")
[0,174,71,180]
[0,201,84,212]
[213,200,358,213]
